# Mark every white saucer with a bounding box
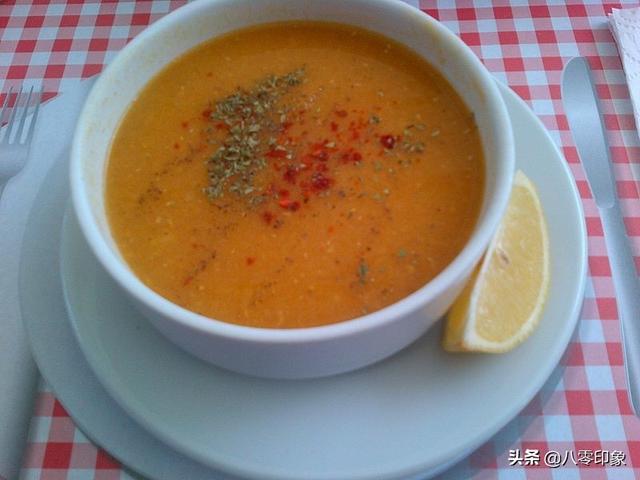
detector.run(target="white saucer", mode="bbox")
[23,83,587,480]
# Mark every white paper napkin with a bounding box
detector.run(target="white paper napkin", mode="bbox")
[609,8,640,136]
[609,7,640,184]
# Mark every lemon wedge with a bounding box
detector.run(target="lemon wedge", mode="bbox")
[443,170,550,353]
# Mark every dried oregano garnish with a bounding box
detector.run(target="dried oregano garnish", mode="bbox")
[204,68,305,199]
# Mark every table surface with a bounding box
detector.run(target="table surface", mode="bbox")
[2,0,640,479]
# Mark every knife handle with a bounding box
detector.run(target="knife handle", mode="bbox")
[600,202,640,415]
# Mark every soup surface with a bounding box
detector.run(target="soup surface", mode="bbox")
[106,22,484,328]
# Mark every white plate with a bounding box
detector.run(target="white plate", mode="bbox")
[24,83,586,480]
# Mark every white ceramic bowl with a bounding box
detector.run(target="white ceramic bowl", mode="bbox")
[71,0,514,379]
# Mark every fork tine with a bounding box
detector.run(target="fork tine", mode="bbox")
[0,86,14,141]
[14,85,34,144]
[24,87,42,144]
[13,86,33,143]
[0,86,12,121]
[4,85,23,143]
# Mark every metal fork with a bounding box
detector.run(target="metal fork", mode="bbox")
[0,85,42,198]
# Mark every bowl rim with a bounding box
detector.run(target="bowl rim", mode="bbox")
[70,0,515,344]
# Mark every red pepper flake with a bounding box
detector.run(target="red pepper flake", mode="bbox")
[262,211,274,224]
[281,121,293,131]
[283,166,298,184]
[173,142,180,149]
[266,149,287,158]
[278,189,290,198]
[330,121,339,132]
[246,257,256,266]
[206,72,213,77]
[278,198,300,211]
[380,135,396,149]
[181,121,189,128]
[311,172,332,191]
[341,150,363,163]
[316,163,328,172]
[202,108,212,118]
[214,122,227,130]
[328,225,335,234]
[335,109,348,118]
[341,150,362,163]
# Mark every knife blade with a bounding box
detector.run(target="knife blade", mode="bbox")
[562,56,640,417]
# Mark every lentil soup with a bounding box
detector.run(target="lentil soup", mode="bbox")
[106,22,485,328]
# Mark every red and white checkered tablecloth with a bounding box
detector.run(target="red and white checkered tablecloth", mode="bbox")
[2,0,640,479]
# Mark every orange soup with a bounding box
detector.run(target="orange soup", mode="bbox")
[106,22,484,328]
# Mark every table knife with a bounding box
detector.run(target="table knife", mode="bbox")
[562,56,640,417]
